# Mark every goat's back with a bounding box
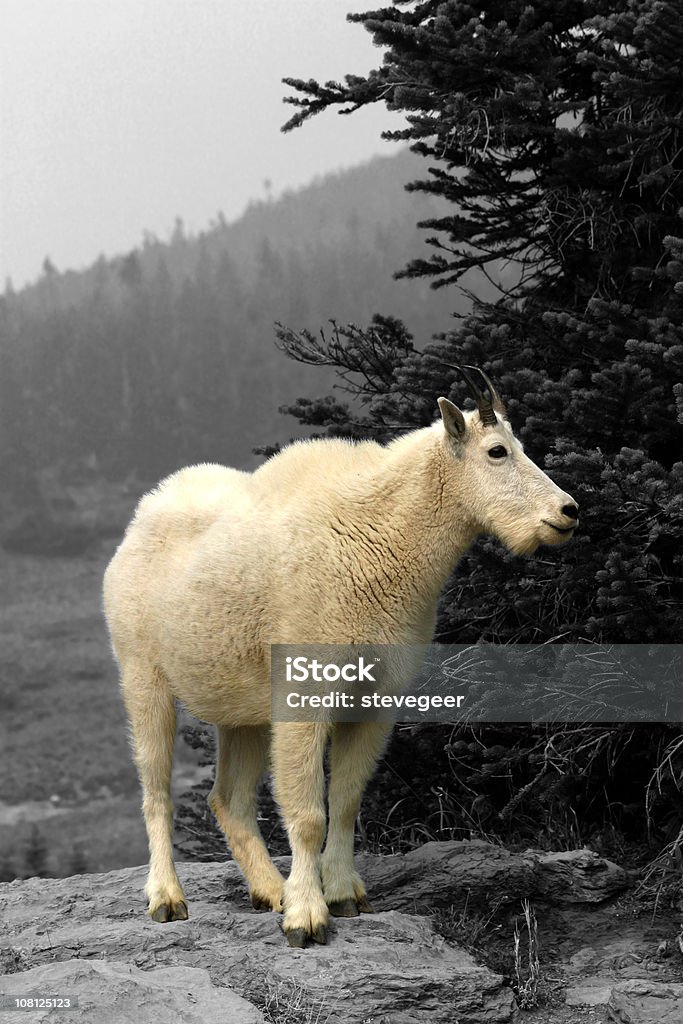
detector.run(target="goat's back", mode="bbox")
[102,439,433,721]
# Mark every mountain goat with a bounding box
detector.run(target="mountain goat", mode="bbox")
[103,366,578,947]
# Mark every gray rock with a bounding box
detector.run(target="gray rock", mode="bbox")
[0,959,263,1023]
[565,980,613,1006]
[357,839,628,912]
[0,841,636,1022]
[607,979,683,1023]
[0,852,517,1024]
[358,840,538,912]
[532,847,629,903]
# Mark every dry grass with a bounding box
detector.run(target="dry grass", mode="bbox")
[243,972,336,1024]
[430,891,506,950]
[513,900,541,1010]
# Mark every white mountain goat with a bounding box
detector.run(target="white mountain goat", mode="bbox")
[103,366,578,947]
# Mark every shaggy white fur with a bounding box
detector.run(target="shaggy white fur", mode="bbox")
[103,398,577,946]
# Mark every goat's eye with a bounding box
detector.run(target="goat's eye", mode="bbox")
[488,445,508,459]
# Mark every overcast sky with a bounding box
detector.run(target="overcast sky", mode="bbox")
[0,0,403,288]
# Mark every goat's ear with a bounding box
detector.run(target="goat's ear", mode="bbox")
[437,397,467,439]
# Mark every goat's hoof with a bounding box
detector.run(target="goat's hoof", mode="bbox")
[150,899,188,923]
[357,895,374,914]
[328,898,359,918]
[284,922,328,947]
[285,927,309,948]
[328,895,373,916]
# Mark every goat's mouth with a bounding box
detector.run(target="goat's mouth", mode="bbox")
[542,520,577,535]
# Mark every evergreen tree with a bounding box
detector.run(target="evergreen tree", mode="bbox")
[0,850,15,883]
[67,839,89,877]
[280,0,683,644]
[264,1,683,859]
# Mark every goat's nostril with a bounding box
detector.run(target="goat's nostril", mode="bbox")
[562,504,579,520]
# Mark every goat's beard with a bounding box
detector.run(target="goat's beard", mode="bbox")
[508,535,540,557]
[495,523,541,557]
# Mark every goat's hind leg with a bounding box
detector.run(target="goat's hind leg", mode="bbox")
[208,725,284,913]
[121,663,187,922]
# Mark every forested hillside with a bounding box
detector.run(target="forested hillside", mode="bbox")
[0,149,510,513]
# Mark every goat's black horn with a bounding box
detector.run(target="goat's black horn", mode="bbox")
[464,365,505,420]
[456,363,497,426]
[439,361,500,427]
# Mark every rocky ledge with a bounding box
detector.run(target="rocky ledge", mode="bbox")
[1,840,681,1023]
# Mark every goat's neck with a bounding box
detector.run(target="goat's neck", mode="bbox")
[347,429,478,604]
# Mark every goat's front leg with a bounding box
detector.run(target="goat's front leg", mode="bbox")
[271,721,329,947]
[322,721,392,917]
